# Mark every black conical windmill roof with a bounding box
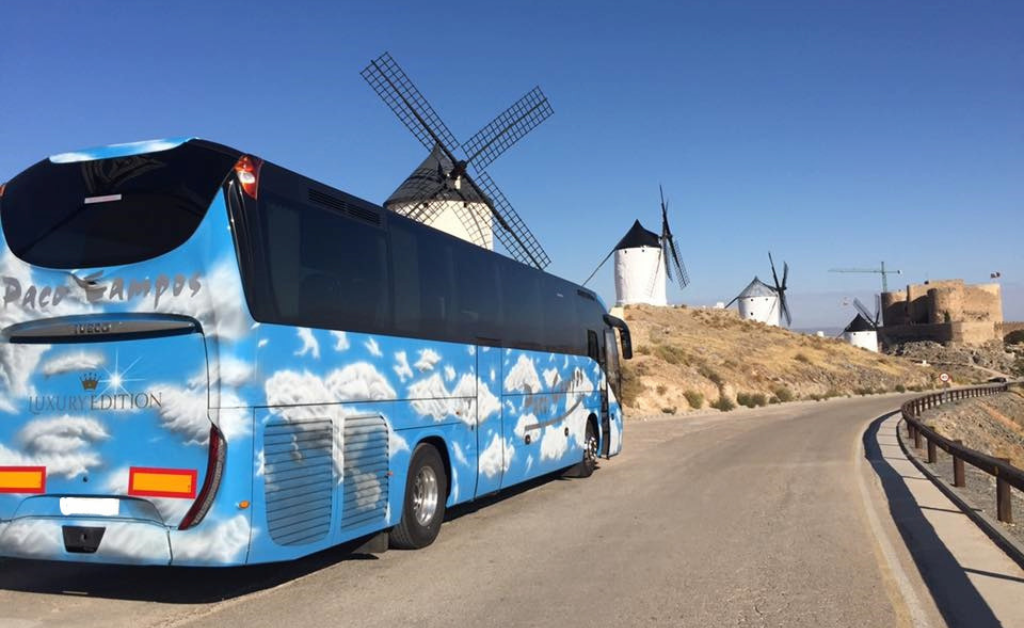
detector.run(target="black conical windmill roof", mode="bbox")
[614,220,661,250]
[844,314,875,333]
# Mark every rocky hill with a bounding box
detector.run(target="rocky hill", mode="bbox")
[619,304,939,415]
[919,387,1024,467]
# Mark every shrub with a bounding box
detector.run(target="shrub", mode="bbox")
[635,345,651,355]
[655,344,688,365]
[769,396,780,404]
[854,387,875,396]
[699,365,724,387]
[683,389,704,409]
[825,387,843,399]
[736,392,768,408]
[772,386,795,403]
[656,384,668,395]
[661,406,677,414]
[895,384,906,393]
[794,352,812,364]
[1006,330,1024,346]
[710,395,735,412]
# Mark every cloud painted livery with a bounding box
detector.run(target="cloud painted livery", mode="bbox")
[0,138,629,565]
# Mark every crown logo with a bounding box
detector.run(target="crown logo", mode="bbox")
[80,373,99,391]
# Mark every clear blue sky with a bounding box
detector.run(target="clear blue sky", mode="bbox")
[2,0,1021,328]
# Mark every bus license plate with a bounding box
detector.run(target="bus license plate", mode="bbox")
[59,497,120,517]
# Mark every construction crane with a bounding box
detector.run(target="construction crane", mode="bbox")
[829,261,902,293]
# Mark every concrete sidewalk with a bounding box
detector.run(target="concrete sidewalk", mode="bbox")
[868,413,1024,627]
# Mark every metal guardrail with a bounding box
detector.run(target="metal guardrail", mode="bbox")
[901,383,1023,524]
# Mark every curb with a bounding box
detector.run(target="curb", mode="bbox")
[896,417,1024,572]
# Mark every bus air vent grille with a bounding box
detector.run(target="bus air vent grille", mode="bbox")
[308,188,382,226]
[341,415,389,531]
[263,420,333,546]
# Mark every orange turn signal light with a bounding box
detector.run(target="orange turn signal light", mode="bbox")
[128,467,198,499]
[0,466,45,494]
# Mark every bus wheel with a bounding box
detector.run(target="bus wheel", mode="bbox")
[390,443,447,549]
[566,419,598,478]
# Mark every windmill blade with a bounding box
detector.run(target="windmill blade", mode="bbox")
[768,252,782,291]
[665,236,690,288]
[779,290,793,327]
[724,295,741,309]
[873,294,882,326]
[472,171,551,269]
[853,298,876,328]
[463,87,554,172]
[361,52,461,157]
[781,262,789,291]
[658,185,689,288]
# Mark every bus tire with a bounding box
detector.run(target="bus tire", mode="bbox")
[390,443,447,550]
[566,417,598,478]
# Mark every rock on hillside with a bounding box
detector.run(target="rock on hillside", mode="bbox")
[619,304,937,415]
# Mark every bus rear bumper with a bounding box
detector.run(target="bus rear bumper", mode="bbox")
[0,516,172,566]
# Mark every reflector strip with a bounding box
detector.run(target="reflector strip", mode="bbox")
[128,467,197,499]
[0,466,46,493]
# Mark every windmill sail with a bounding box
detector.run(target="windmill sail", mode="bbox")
[659,186,689,289]
[362,52,552,270]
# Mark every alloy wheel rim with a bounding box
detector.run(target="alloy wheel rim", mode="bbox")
[413,465,439,526]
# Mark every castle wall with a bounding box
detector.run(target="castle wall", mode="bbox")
[928,287,964,324]
[962,283,1002,322]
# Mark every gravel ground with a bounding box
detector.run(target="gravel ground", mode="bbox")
[898,422,1024,548]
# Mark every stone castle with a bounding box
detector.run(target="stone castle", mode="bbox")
[880,279,1020,346]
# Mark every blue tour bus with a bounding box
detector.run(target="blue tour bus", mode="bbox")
[0,138,631,565]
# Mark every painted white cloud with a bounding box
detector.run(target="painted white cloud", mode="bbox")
[326,362,397,401]
[513,413,541,442]
[394,351,413,383]
[478,379,501,423]
[444,365,456,383]
[295,328,320,359]
[543,368,561,389]
[142,259,249,341]
[0,415,109,478]
[330,331,350,352]
[478,433,513,478]
[41,351,105,377]
[540,424,569,461]
[147,385,211,445]
[504,354,541,394]
[364,337,382,357]
[172,515,251,564]
[414,348,441,372]
[218,355,254,388]
[409,373,475,424]
[450,441,469,467]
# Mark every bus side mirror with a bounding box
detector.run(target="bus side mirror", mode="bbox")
[620,327,632,360]
[602,314,632,360]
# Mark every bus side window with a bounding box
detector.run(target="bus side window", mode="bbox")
[587,330,600,362]
[455,247,501,342]
[392,221,455,338]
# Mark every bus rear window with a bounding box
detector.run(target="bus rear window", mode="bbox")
[0,142,236,269]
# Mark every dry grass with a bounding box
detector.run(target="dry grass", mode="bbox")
[619,304,937,415]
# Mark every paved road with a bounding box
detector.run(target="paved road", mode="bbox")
[0,396,923,627]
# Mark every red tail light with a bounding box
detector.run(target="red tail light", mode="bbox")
[178,425,226,530]
[234,156,263,200]
[0,182,6,198]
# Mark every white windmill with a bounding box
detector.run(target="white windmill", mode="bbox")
[584,186,689,307]
[727,254,792,327]
[844,297,881,352]
[362,52,553,269]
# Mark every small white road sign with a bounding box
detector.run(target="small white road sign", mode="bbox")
[940,373,950,383]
